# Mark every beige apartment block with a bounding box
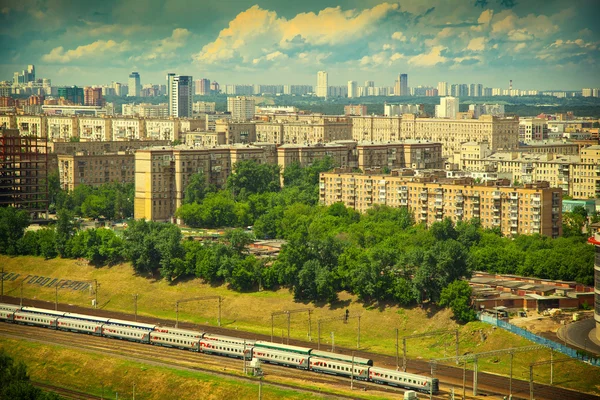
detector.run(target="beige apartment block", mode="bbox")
[255,122,284,144]
[215,120,256,144]
[0,114,16,129]
[135,145,271,221]
[572,145,600,199]
[179,119,205,135]
[184,131,226,147]
[47,116,79,142]
[277,143,356,173]
[51,140,169,155]
[145,119,180,141]
[517,141,580,155]
[79,117,112,141]
[58,152,135,191]
[281,117,352,144]
[400,114,519,157]
[320,171,562,237]
[15,115,46,138]
[111,118,146,140]
[350,116,402,142]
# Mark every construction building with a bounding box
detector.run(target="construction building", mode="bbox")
[0,128,48,216]
[319,170,562,237]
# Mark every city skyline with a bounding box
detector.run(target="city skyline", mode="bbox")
[0,0,598,89]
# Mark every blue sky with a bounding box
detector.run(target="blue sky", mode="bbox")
[0,0,598,90]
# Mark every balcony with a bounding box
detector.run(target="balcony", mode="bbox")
[435,202,443,209]
[510,213,518,220]
[419,193,428,201]
[455,195,464,204]
[492,191,502,199]
[472,197,480,204]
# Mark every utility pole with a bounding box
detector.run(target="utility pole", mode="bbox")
[133,294,138,322]
[357,315,361,349]
[455,329,460,364]
[94,279,98,309]
[351,351,355,390]
[462,361,466,400]
[243,341,247,374]
[395,328,399,369]
[20,280,23,307]
[132,383,135,400]
[258,377,262,400]
[318,321,321,350]
[402,337,407,372]
[1,266,4,302]
[429,362,435,400]
[509,351,513,398]
[331,332,335,352]
[55,285,58,311]
[550,348,554,385]
[529,365,534,400]
[287,312,290,345]
[473,356,478,396]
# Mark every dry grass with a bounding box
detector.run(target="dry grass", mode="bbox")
[2,255,599,395]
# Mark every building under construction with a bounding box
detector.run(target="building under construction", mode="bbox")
[0,128,48,216]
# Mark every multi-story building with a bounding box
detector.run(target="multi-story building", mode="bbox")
[572,145,600,199]
[437,82,448,96]
[519,118,548,142]
[15,115,46,138]
[400,114,520,157]
[344,104,367,116]
[0,128,48,216]
[384,104,423,117]
[134,145,271,221]
[78,117,112,141]
[51,140,169,156]
[57,152,135,191]
[84,87,104,106]
[193,101,216,113]
[128,72,141,97]
[215,120,256,144]
[281,117,352,144]
[205,114,231,131]
[351,116,402,142]
[317,71,328,98]
[277,142,356,174]
[47,116,78,141]
[58,86,84,105]
[320,171,562,237]
[227,96,255,121]
[111,118,146,140]
[195,78,211,95]
[167,74,193,118]
[348,81,358,98]
[184,131,226,148]
[435,96,459,118]
[255,122,284,144]
[145,119,180,141]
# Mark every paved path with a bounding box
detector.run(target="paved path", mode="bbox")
[558,318,600,356]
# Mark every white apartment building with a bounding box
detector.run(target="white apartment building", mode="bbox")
[15,115,46,137]
[227,96,255,121]
[128,72,140,97]
[435,96,459,118]
[348,81,357,98]
[193,101,216,113]
[317,71,328,98]
[437,82,448,96]
[79,117,111,141]
[519,118,548,142]
[167,74,193,118]
[145,119,179,141]
[47,116,78,141]
[111,118,145,140]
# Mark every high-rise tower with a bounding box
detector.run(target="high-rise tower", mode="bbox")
[317,71,328,99]
[128,72,141,97]
[167,73,193,117]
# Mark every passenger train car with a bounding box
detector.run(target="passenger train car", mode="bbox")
[0,303,439,394]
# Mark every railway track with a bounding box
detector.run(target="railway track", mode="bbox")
[32,382,102,400]
[2,297,598,400]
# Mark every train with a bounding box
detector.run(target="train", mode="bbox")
[0,303,439,395]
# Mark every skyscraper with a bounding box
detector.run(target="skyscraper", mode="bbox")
[437,82,448,96]
[26,65,35,83]
[227,96,255,121]
[435,96,459,118]
[167,73,193,117]
[195,78,211,95]
[84,87,104,106]
[400,74,408,96]
[128,72,141,97]
[317,71,328,98]
[348,81,357,98]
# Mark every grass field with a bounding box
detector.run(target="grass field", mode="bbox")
[1,338,392,400]
[2,255,600,395]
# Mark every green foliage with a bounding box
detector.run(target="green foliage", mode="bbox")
[68,228,124,266]
[439,280,477,323]
[184,170,215,205]
[54,182,134,220]
[0,207,31,255]
[226,160,280,199]
[0,349,61,400]
[55,209,76,257]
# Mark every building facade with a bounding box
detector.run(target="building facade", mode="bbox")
[320,171,562,237]
[227,96,255,121]
[317,71,328,98]
[167,74,193,118]
[58,152,135,191]
[128,72,141,97]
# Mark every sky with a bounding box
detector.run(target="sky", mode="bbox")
[0,0,598,90]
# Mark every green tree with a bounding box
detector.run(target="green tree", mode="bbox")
[226,228,253,254]
[184,170,213,204]
[36,228,58,259]
[226,160,280,198]
[0,349,61,400]
[439,280,477,323]
[55,208,76,257]
[0,207,30,255]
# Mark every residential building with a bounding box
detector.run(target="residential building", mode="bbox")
[227,96,255,121]
[57,152,135,191]
[572,145,600,199]
[15,115,46,138]
[78,117,112,141]
[167,74,193,118]
[399,74,408,96]
[195,78,211,95]
[43,104,109,116]
[84,87,104,106]
[519,118,548,142]
[344,104,367,116]
[351,116,402,142]
[215,120,256,144]
[281,117,352,144]
[437,82,448,96]
[0,128,48,216]
[51,140,169,156]
[128,72,141,97]
[348,81,358,98]
[47,116,78,142]
[319,171,562,237]
[255,123,284,144]
[145,119,180,141]
[205,113,231,131]
[317,71,328,98]
[58,86,84,105]
[193,101,216,113]
[435,96,459,118]
[111,118,146,140]
[384,104,423,117]
[184,131,226,148]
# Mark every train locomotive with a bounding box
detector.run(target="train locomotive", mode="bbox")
[0,303,439,395]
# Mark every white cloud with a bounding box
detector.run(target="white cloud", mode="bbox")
[382,43,392,50]
[407,46,448,67]
[550,39,598,50]
[392,31,407,42]
[491,11,558,38]
[467,37,486,51]
[128,28,191,62]
[390,52,405,61]
[514,43,526,52]
[506,29,534,42]
[41,40,131,63]
[193,3,400,65]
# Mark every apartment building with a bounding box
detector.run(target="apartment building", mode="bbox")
[145,119,180,141]
[58,152,135,191]
[134,145,270,221]
[111,117,146,140]
[572,145,600,199]
[355,141,443,171]
[78,117,111,141]
[519,118,548,142]
[215,120,256,144]
[400,114,520,157]
[320,170,562,237]
[184,131,226,148]
[51,140,169,155]
[277,142,356,173]
[255,122,284,144]
[15,115,46,137]
[281,117,352,144]
[350,116,402,142]
[47,116,78,141]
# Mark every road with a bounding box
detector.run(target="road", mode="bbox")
[560,318,600,356]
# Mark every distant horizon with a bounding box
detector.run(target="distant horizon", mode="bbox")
[1,0,598,90]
